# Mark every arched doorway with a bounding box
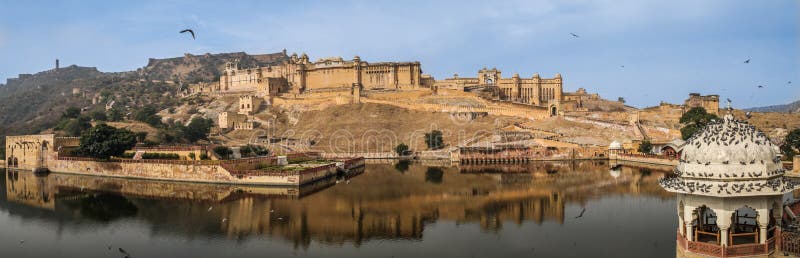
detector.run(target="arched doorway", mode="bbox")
[550,106,558,117]
[730,206,759,245]
[12,157,18,168]
[692,206,719,244]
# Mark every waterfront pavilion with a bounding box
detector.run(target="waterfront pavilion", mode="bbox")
[660,112,800,257]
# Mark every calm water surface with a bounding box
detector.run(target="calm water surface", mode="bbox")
[0,161,677,258]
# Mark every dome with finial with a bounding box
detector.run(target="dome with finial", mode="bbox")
[681,113,777,166]
[608,140,622,150]
[659,111,799,197]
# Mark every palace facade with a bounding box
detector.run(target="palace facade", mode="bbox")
[190,52,425,95]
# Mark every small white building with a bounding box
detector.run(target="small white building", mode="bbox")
[660,112,799,257]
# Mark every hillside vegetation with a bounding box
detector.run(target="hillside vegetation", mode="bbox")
[0,51,287,155]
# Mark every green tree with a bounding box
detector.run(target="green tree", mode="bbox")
[77,124,137,159]
[90,110,107,121]
[395,143,410,156]
[134,106,162,127]
[781,129,800,159]
[679,107,718,140]
[424,130,444,150]
[187,152,196,160]
[240,145,253,157]
[638,140,653,154]
[107,108,124,122]
[0,145,5,160]
[63,115,92,137]
[182,117,213,143]
[62,107,81,119]
[213,146,233,159]
[135,132,148,143]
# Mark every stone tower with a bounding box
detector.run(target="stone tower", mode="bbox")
[55,59,59,70]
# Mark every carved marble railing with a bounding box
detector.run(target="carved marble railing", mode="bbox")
[687,241,723,257]
[784,231,800,257]
[725,242,766,257]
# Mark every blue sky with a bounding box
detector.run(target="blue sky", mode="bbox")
[0,0,797,108]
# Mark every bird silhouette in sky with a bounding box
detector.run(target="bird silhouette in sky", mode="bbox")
[757,85,764,88]
[574,208,586,218]
[743,59,750,64]
[570,33,579,38]
[180,29,195,39]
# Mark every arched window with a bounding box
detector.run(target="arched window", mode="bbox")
[692,206,719,244]
[730,206,759,245]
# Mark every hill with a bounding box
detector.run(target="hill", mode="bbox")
[0,51,287,155]
[142,51,288,83]
[745,100,800,113]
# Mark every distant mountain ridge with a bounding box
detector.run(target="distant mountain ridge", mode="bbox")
[745,100,800,113]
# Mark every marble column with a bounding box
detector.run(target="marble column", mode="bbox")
[759,226,767,244]
[719,223,730,246]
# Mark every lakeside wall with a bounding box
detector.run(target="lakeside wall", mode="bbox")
[610,153,679,166]
[47,157,340,186]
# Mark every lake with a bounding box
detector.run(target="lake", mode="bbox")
[0,161,679,258]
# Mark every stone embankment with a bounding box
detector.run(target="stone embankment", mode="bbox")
[611,153,679,166]
[46,154,363,186]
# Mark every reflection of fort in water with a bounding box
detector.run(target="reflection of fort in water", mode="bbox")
[2,161,673,248]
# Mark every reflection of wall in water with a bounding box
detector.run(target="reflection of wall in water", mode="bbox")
[4,170,55,210]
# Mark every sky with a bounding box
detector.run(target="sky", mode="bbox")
[0,0,798,108]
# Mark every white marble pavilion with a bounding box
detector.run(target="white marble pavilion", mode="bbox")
[660,112,799,257]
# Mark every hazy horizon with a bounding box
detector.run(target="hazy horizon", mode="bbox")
[1,0,798,108]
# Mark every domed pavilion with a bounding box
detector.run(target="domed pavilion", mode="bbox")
[660,112,799,257]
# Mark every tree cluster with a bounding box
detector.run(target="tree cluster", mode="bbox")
[638,139,653,154]
[679,107,719,140]
[77,124,137,159]
[424,130,444,150]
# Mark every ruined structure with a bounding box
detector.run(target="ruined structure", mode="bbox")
[685,93,720,115]
[5,135,79,170]
[238,95,262,115]
[218,112,248,130]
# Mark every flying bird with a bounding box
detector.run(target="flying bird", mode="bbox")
[745,111,752,119]
[570,33,579,38]
[743,59,750,64]
[180,29,195,39]
[757,85,764,88]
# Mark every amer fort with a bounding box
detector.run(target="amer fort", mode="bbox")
[3,50,800,258]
